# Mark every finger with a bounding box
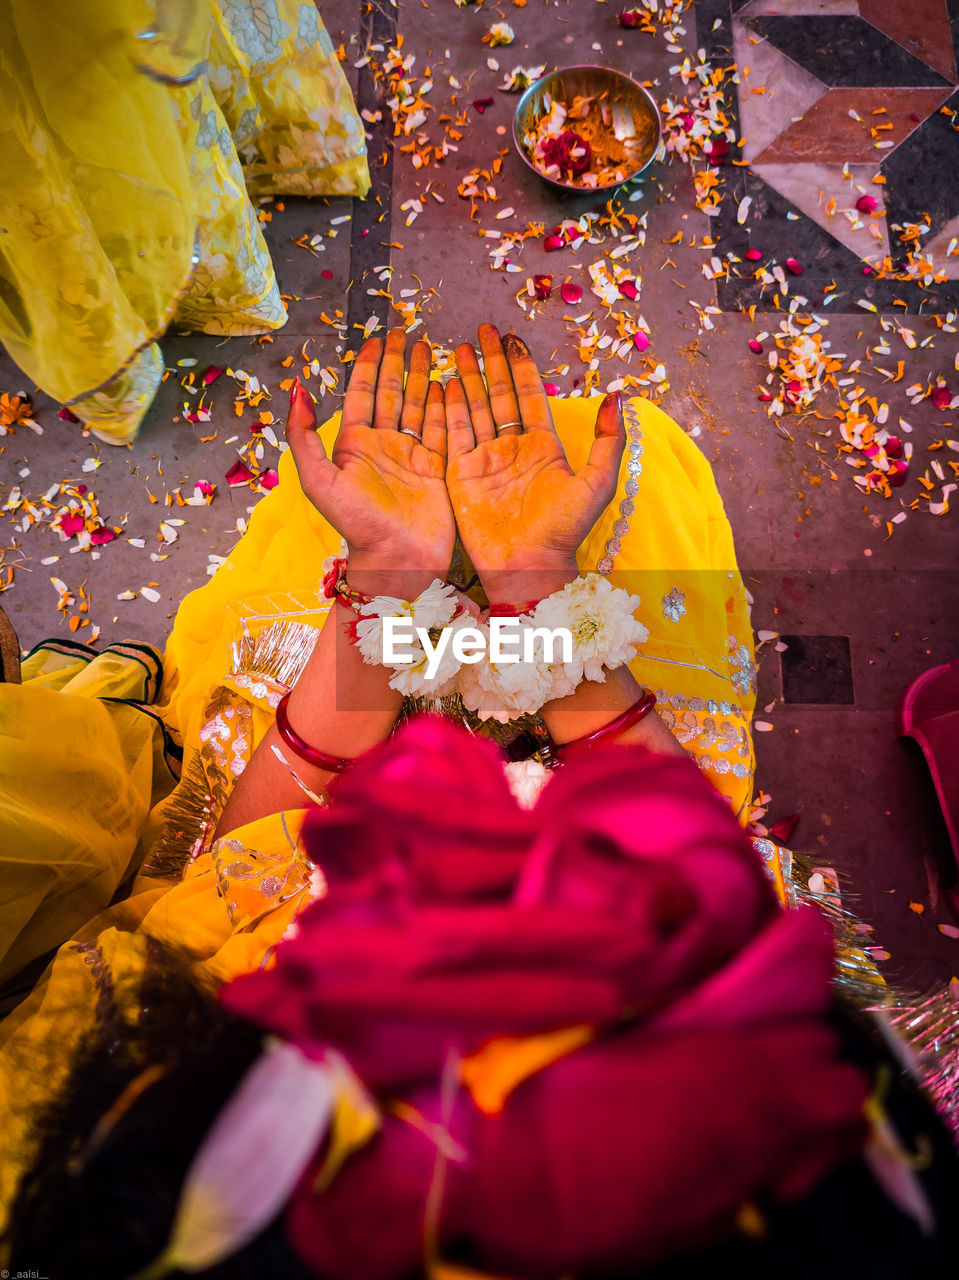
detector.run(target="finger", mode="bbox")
[421,380,447,460]
[285,379,339,497]
[399,340,432,437]
[454,341,496,443]
[478,323,522,434]
[503,332,555,435]
[580,390,626,501]
[341,336,383,432]
[373,327,407,430]
[444,377,475,461]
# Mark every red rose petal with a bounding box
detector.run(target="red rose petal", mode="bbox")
[767,814,799,844]
[744,248,763,262]
[560,281,583,305]
[472,97,494,114]
[57,406,81,423]
[533,274,552,299]
[748,339,763,354]
[58,513,85,537]
[618,280,639,300]
[77,485,87,496]
[225,461,254,486]
[618,9,643,26]
[785,258,803,275]
[855,195,878,215]
[259,469,280,490]
[632,331,650,352]
[541,130,592,179]
[887,459,909,487]
[89,526,116,545]
[706,138,729,165]
[544,235,564,252]
[202,364,224,386]
[931,386,952,410]
[543,382,561,396]
[321,269,334,281]
[757,390,773,402]
[883,436,903,460]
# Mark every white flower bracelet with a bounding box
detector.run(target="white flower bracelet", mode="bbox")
[342,567,649,725]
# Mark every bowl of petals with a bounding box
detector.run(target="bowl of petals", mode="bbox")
[512,65,662,194]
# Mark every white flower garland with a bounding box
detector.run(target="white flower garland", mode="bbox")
[352,572,649,723]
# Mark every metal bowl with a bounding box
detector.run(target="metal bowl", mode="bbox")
[512,65,662,194]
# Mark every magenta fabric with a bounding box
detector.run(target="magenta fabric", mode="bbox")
[221,718,868,1277]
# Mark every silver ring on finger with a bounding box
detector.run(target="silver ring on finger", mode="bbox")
[496,419,524,435]
[397,426,422,440]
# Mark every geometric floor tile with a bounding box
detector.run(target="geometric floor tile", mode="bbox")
[705,0,959,310]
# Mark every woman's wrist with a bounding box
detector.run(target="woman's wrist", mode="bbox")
[345,555,443,601]
[479,560,579,610]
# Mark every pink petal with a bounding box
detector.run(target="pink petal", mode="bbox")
[544,235,565,252]
[931,386,952,410]
[321,269,334,280]
[89,525,117,545]
[785,258,803,275]
[883,436,903,460]
[757,390,773,402]
[225,461,254,486]
[748,339,763,354]
[543,381,561,396]
[57,406,80,423]
[560,281,583,305]
[632,331,650,352]
[744,248,763,262]
[618,280,639,300]
[472,97,494,114]
[862,442,881,460]
[533,274,552,299]
[855,195,878,215]
[59,513,85,537]
[195,479,216,497]
[202,364,224,386]
[259,469,280,490]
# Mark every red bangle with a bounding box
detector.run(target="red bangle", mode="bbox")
[275,691,356,774]
[554,690,657,760]
[485,598,544,618]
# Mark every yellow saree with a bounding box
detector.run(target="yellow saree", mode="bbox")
[0,0,370,439]
[0,394,762,1234]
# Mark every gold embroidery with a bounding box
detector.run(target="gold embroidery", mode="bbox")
[144,686,253,879]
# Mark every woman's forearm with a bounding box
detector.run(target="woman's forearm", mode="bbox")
[540,663,686,757]
[213,565,432,839]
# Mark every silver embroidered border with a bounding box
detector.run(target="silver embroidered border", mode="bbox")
[597,400,643,576]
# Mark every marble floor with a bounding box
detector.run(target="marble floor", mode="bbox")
[1,0,958,989]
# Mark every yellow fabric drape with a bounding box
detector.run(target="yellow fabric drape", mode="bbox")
[0,394,761,1236]
[0,0,369,420]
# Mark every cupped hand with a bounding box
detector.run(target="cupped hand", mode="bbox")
[444,324,625,601]
[286,327,455,592]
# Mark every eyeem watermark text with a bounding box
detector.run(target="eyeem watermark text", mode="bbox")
[384,617,573,680]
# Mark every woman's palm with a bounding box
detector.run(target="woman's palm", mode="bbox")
[447,434,595,572]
